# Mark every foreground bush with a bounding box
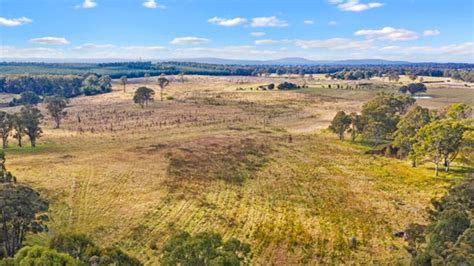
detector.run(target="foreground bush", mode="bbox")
[49,234,141,266]
[13,246,76,266]
[161,231,251,265]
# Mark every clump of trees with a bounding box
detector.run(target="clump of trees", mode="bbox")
[9,91,41,106]
[81,74,112,96]
[329,94,472,176]
[277,82,300,90]
[160,231,251,266]
[404,175,473,264]
[7,246,76,265]
[0,74,112,107]
[0,105,43,149]
[133,87,155,108]
[48,233,141,265]
[359,93,415,145]
[399,83,427,95]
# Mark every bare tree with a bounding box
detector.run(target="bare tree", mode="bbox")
[120,76,128,92]
[157,74,170,101]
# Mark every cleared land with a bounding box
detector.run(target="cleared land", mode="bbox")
[2,75,472,264]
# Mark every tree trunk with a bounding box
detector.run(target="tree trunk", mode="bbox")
[2,137,6,149]
[411,159,416,167]
[160,88,164,101]
[18,135,22,147]
[435,160,439,176]
[55,118,60,129]
[123,84,126,93]
[31,137,36,148]
[444,157,450,172]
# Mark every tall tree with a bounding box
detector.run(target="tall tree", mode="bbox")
[393,106,432,166]
[120,76,128,92]
[19,106,43,148]
[12,114,26,147]
[45,96,68,129]
[349,112,365,142]
[329,111,352,140]
[133,87,155,108]
[361,93,415,145]
[157,75,170,101]
[413,120,465,176]
[0,152,49,257]
[0,112,13,149]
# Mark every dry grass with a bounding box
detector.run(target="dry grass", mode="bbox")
[2,75,470,264]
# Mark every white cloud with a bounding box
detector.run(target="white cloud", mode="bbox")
[251,16,288,27]
[75,0,97,9]
[354,27,418,41]
[208,17,247,27]
[173,45,279,59]
[142,0,165,9]
[170,37,210,45]
[250,32,266,37]
[255,39,279,45]
[124,46,166,51]
[383,43,473,55]
[295,38,373,50]
[330,0,384,12]
[423,29,440,37]
[0,17,32,27]
[74,43,115,50]
[30,37,70,45]
[328,21,338,26]
[303,20,314,25]
[0,46,65,58]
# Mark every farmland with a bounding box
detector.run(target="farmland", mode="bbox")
[2,74,472,264]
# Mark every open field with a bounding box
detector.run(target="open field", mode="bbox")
[2,75,472,264]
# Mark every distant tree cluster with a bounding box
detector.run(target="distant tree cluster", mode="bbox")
[0,73,112,106]
[80,74,112,96]
[277,82,300,90]
[399,83,427,95]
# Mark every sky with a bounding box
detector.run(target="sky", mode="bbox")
[0,0,473,62]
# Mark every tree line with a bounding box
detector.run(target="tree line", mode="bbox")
[329,93,472,176]
[2,62,473,82]
[0,73,112,106]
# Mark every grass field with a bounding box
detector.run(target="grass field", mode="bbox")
[2,75,472,264]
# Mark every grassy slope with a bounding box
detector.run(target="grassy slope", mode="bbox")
[2,76,469,264]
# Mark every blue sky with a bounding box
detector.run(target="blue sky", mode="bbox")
[1,0,473,62]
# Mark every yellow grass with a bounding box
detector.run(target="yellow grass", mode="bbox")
[2,75,470,264]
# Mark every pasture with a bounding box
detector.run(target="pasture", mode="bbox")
[3,75,472,264]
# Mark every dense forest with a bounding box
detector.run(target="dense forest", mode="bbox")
[1,61,473,81]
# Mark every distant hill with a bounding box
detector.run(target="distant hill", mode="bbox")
[160,57,411,66]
